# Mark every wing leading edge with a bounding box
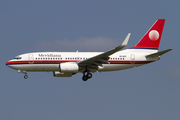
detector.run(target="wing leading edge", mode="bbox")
[78,33,131,70]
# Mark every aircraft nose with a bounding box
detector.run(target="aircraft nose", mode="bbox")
[6,61,10,67]
[6,60,21,70]
[6,60,14,68]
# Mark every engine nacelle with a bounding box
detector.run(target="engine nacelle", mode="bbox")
[53,71,73,77]
[59,62,79,73]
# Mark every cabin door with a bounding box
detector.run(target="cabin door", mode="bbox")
[28,54,34,64]
[130,54,135,64]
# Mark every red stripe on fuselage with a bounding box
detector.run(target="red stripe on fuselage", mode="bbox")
[6,60,154,65]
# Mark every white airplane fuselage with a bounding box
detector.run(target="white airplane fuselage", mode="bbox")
[6,49,158,72]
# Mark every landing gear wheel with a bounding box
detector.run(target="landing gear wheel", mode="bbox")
[24,74,28,79]
[87,73,92,79]
[82,76,88,81]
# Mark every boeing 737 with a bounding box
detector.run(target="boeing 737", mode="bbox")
[6,19,172,81]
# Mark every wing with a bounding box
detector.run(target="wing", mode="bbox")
[78,33,131,70]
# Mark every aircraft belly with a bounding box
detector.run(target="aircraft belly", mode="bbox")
[99,64,143,72]
[23,64,59,71]
[7,64,24,70]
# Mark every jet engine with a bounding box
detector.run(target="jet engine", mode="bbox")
[59,62,79,73]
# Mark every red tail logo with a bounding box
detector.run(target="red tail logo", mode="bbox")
[133,19,165,49]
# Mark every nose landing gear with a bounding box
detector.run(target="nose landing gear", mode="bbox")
[17,70,28,79]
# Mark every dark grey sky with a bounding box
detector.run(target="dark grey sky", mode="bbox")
[1,0,180,120]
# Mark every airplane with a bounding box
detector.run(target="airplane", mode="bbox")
[6,19,172,81]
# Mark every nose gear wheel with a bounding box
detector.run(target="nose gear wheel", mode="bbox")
[24,74,28,79]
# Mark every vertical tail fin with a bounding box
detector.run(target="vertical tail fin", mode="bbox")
[133,19,165,49]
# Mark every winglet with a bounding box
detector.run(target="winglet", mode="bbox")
[121,33,131,47]
[113,33,131,52]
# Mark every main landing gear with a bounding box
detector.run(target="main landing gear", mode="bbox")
[82,72,92,81]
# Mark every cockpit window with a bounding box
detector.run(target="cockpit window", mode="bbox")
[13,56,22,60]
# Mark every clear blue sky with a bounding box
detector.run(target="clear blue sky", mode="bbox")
[1,0,180,120]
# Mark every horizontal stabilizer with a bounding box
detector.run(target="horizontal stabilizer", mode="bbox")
[146,49,173,58]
